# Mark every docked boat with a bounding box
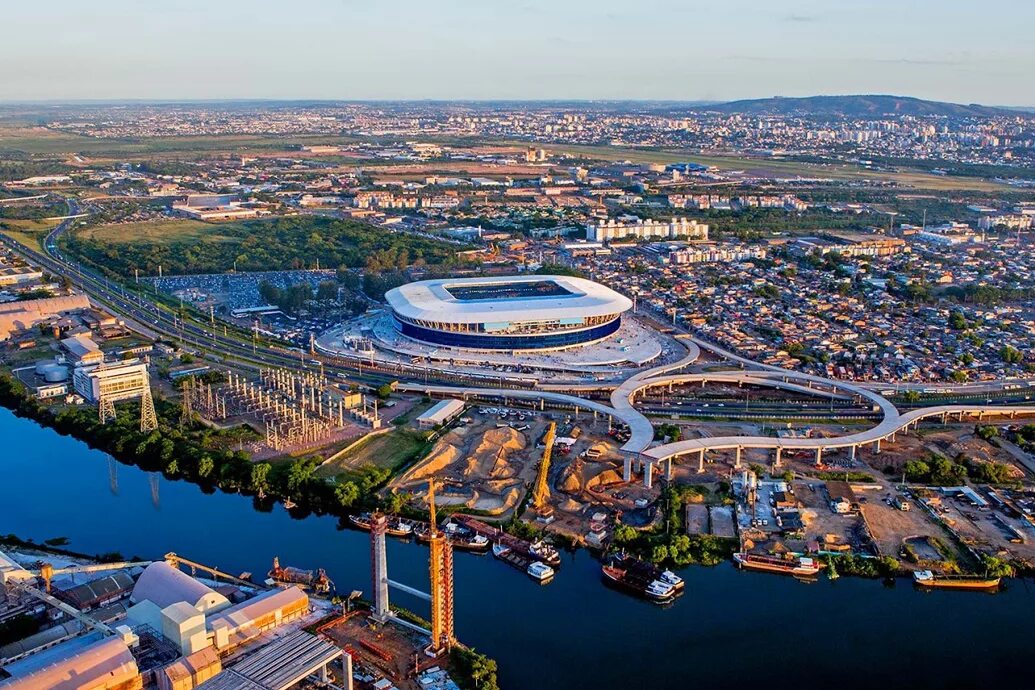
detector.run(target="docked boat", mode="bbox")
[733,552,820,577]
[454,515,562,567]
[610,553,685,592]
[267,556,333,594]
[349,513,413,538]
[601,563,676,602]
[529,540,562,568]
[913,570,1001,591]
[414,520,491,552]
[527,561,555,582]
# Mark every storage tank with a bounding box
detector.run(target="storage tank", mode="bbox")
[42,364,69,382]
[34,359,56,376]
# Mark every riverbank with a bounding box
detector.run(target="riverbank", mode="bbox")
[4,405,1035,689]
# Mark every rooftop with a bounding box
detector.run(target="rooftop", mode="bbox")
[386,274,632,324]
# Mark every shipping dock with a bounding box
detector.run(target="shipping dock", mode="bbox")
[454,515,561,567]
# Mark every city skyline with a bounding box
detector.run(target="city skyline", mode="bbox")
[3,0,1034,106]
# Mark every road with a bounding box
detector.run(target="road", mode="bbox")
[5,199,1035,489]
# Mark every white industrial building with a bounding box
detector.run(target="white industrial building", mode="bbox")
[417,399,466,429]
[73,361,150,403]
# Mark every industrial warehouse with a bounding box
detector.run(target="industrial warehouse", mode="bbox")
[0,553,352,690]
[384,275,633,351]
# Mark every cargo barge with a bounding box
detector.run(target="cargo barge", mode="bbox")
[913,570,1001,591]
[601,555,677,602]
[349,513,414,538]
[454,515,561,567]
[414,519,491,553]
[493,543,555,582]
[733,552,820,577]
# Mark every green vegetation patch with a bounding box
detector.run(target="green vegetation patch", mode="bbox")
[63,215,465,277]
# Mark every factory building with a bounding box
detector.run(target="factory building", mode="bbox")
[131,562,231,615]
[55,571,136,612]
[0,635,142,690]
[206,586,309,652]
[417,399,465,429]
[0,294,91,341]
[72,361,151,403]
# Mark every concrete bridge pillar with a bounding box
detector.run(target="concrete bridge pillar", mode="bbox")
[623,455,633,482]
[815,447,823,467]
[874,438,881,454]
[734,446,742,469]
[849,445,857,462]
[941,412,947,424]
[697,449,705,474]
[665,457,673,481]
[891,432,896,443]
[644,460,654,489]
[774,447,782,469]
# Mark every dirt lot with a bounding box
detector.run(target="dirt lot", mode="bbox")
[793,480,870,553]
[393,411,550,516]
[860,494,951,563]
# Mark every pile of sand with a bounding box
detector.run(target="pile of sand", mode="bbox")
[559,498,584,513]
[464,427,526,479]
[410,443,461,480]
[586,468,622,489]
[559,467,582,493]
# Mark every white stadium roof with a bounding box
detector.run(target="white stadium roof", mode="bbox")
[386,275,632,324]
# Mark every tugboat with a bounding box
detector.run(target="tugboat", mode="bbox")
[527,561,555,582]
[267,556,334,594]
[913,570,1001,591]
[349,513,413,538]
[610,553,685,592]
[529,539,562,568]
[733,552,820,577]
[601,561,676,602]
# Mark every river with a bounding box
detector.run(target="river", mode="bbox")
[2,406,1032,689]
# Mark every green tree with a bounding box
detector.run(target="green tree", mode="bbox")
[948,311,967,330]
[334,481,360,508]
[250,463,271,493]
[197,455,215,478]
[1001,345,1023,364]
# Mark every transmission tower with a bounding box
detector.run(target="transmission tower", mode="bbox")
[179,378,194,428]
[99,396,116,425]
[140,386,158,433]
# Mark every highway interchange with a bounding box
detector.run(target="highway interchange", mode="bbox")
[4,199,1035,489]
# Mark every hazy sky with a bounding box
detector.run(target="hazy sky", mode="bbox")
[4,0,1034,105]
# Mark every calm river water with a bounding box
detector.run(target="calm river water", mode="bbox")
[2,406,1031,689]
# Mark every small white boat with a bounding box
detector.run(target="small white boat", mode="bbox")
[659,569,683,590]
[492,543,511,558]
[646,580,675,600]
[527,561,555,581]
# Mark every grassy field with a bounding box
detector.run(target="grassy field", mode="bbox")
[76,218,237,245]
[0,125,361,158]
[317,429,428,478]
[543,142,1013,193]
[0,218,53,251]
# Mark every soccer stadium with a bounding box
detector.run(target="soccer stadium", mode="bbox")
[384,275,633,351]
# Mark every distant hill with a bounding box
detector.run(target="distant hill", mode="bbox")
[707,95,1016,118]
